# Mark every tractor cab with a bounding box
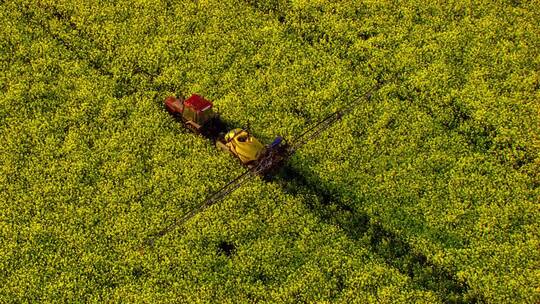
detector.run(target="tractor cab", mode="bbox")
[164,94,220,135]
[182,94,214,127]
[219,128,265,165]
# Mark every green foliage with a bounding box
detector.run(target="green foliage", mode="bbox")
[1,0,539,302]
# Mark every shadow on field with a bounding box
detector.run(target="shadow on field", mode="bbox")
[272,163,480,304]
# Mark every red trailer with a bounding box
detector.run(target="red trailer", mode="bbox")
[164,94,225,138]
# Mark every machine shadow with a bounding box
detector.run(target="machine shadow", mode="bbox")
[270,163,480,304]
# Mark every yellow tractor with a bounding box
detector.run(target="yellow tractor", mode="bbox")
[216,128,265,167]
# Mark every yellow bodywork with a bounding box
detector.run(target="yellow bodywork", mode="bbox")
[225,129,265,164]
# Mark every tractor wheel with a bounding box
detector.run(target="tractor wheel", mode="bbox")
[186,123,199,134]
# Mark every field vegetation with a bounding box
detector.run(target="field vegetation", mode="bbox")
[1,0,539,302]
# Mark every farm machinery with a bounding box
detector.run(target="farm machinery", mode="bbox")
[143,87,377,246]
[164,94,225,139]
[164,93,290,173]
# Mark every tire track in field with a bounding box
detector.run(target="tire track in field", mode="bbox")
[18,2,173,98]
[18,2,113,77]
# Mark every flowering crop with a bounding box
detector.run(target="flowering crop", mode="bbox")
[1,0,538,302]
